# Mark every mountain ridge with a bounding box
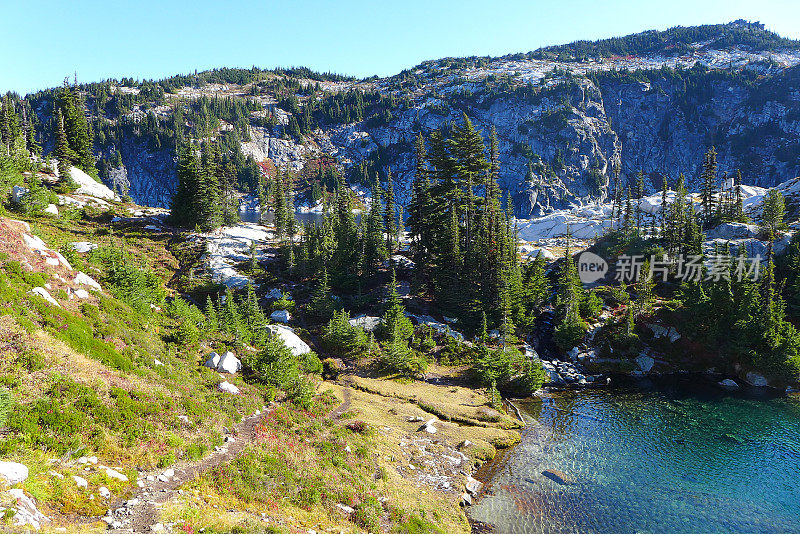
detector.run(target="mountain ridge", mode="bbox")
[13,20,800,215]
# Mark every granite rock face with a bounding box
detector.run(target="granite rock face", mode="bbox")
[37,26,800,216]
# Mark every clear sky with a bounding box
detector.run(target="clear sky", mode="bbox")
[3,0,799,95]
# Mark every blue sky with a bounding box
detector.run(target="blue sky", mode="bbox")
[2,0,799,95]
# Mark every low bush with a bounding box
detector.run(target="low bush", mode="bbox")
[320,310,368,358]
[380,341,427,378]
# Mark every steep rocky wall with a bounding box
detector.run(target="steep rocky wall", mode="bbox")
[115,66,800,217]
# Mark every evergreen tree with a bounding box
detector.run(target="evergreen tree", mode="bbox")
[309,266,334,319]
[553,241,587,351]
[700,146,717,226]
[762,189,786,238]
[379,268,414,342]
[385,170,397,253]
[170,144,204,228]
[54,109,71,178]
[205,295,218,331]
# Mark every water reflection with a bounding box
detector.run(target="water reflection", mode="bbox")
[469,379,800,533]
[239,210,363,226]
[239,210,328,225]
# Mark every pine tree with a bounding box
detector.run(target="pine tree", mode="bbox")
[635,171,644,235]
[205,295,218,331]
[734,170,745,223]
[380,268,414,342]
[242,282,267,343]
[700,146,717,227]
[55,79,96,176]
[273,170,287,238]
[553,239,587,351]
[309,266,334,319]
[364,174,387,275]
[762,189,786,239]
[385,170,397,253]
[170,144,204,228]
[636,260,655,318]
[660,176,669,238]
[54,109,71,179]
[623,186,632,235]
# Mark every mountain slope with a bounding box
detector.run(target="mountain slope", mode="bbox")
[22,20,800,216]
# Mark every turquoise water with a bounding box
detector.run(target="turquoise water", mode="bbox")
[469,380,800,534]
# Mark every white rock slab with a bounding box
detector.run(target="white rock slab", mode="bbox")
[0,462,28,485]
[266,324,311,356]
[30,287,60,307]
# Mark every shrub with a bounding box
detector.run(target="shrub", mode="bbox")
[271,295,295,313]
[94,246,165,315]
[246,335,317,406]
[554,317,587,351]
[298,351,323,375]
[14,175,52,215]
[474,345,546,396]
[0,389,12,428]
[321,310,368,358]
[580,290,603,319]
[380,341,427,378]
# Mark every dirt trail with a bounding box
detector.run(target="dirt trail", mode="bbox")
[103,406,272,533]
[327,379,352,420]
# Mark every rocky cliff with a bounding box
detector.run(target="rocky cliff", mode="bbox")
[34,22,800,217]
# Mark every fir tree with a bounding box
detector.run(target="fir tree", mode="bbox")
[54,109,71,179]
[379,268,414,342]
[385,170,397,253]
[700,147,717,227]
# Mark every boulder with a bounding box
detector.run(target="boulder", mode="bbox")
[44,204,59,216]
[74,272,102,291]
[216,351,241,374]
[204,352,221,370]
[348,314,381,332]
[69,166,119,200]
[5,488,50,530]
[636,353,655,373]
[218,381,240,395]
[705,222,760,240]
[649,324,681,343]
[0,462,28,485]
[11,185,29,204]
[30,287,60,307]
[420,418,437,434]
[73,289,90,299]
[72,475,88,489]
[265,288,286,300]
[270,309,291,323]
[266,324,311,356]
[460,492,472,506]
[336,503,355,514]
[465,476,483,495]
[386,254,415,271]
[99,486,111,499]
[526,247,556,261]
[104,468,128,482]
[71,242,98,253]
[718,379,739,390]
[745,372,769,388]
[542,469,574,485]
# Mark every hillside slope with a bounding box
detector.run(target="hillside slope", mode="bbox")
[20,20,800,217]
